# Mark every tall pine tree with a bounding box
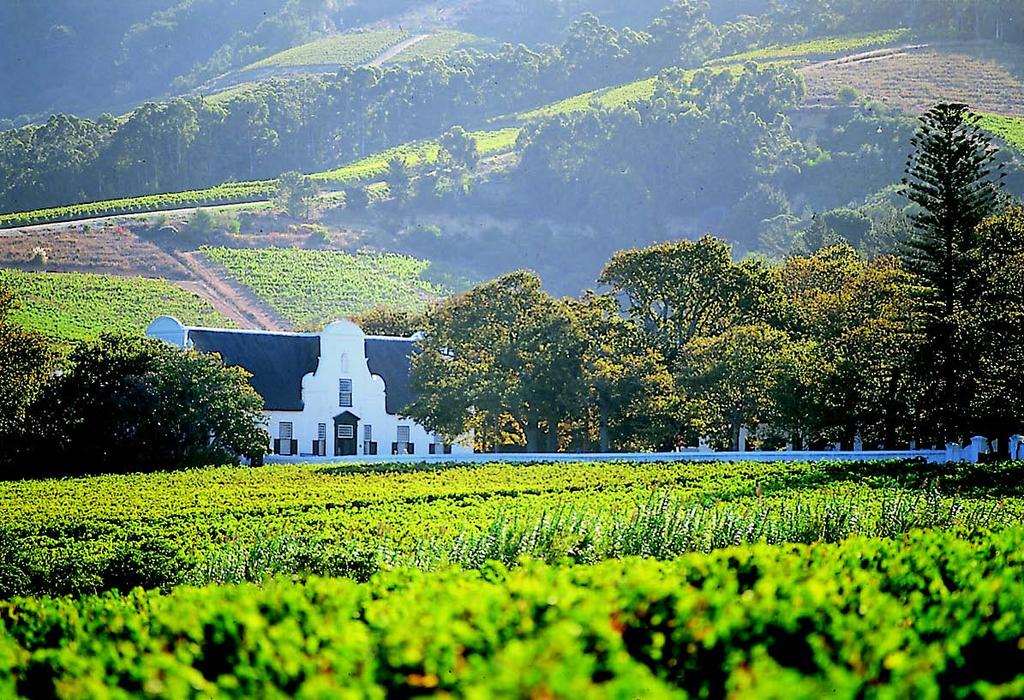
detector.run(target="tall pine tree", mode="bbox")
[901,102,1004,443]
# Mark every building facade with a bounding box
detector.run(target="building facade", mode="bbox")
[146,316,471,458]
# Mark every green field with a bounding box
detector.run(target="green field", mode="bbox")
[0,180,275,229]
[0,269,231,340]
[246,29,407,70]
[201,246,447,327]
[313,127,520,184]
[708,28,913,66]
[1,458,1023,695]
[2,458,1021,592]
[977,112,1024,152]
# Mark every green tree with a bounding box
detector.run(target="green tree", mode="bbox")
[435,126,480,199]
[407,271,577,452]
[385,157,413,205]
[775,245,921,448]
[273,170,319,219]
[971,206,1024,451]
[600,236,773,369]
[439,126,480,173]
[646,0,718,67]
[901,102,1004,442]
[349,306,426,337]
[0,284,56,462]
[567,293,680,452]
[344,185,370,211]
[683,324,803,451]
[36,334,266,473]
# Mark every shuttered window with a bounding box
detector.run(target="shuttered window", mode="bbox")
[364,425,373,441]
[338,379,353,407]
[279,422,294,456]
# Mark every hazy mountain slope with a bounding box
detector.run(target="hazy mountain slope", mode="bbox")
[0,0,179,124]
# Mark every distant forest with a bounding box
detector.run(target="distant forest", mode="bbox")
[5,0,1024,292]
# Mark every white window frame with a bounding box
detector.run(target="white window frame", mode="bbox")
[279,422,294,456]
[397,425,411,444]
[338,378,353,407]
[337,424,355,440]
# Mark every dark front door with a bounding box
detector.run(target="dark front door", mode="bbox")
[334,411,360,456]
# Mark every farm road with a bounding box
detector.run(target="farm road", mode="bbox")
[172,251,290,332]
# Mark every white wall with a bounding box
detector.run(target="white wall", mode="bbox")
[265,321,470,457]
[147,315,471,458]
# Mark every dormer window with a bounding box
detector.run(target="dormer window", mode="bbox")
[339,378,353,407]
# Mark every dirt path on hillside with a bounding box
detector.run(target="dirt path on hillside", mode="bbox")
[798,43,934,73]
[369,34,429,66]
[171,251,290,331]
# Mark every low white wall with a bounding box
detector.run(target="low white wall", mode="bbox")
[265,449,949,466]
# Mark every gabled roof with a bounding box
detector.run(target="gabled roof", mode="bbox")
[188,329,320,411]
[365,337,418,415]
[176,324,420,416]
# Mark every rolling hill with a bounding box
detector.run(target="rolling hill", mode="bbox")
[0,269,232,341]
[9,29,1024,233]
[200,247,447,328]
[7,26,1024,338]
[202,29,486,100]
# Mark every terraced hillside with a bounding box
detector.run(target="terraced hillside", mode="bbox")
[977,113,1024,152]
[200,247,447,328]
[708,28,913,66]
[0,269,231,341]
[203,29,484,100]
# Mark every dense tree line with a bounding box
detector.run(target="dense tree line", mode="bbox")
[397,64,929,292]
[0,3,720,215]
[407,105,1024,453]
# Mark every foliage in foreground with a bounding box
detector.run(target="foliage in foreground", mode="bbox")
[2,458,1023,598]
[2,527,1022,698]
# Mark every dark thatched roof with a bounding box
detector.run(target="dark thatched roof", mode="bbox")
[186,329,418,415]
[189,330,320,411]
[365,338,417,415]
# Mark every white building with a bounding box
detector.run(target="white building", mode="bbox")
[146,316,472,458]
